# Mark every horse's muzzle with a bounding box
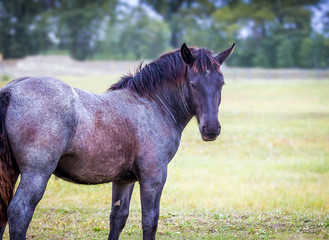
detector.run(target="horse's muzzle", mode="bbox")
[200,122,221,141]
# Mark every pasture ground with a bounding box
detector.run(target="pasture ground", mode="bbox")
[1,75,329,239]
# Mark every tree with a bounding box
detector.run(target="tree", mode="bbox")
[0,0,328,68]
[211,0,324,68]
[0,0,119,60]
[0,0,52,59]
[117,7,170,59]
[298,38,313,68]
[52,0,118,60]
[140,0,215,48]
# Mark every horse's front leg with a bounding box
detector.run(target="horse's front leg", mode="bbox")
[108,181,135,240]
[140,168,167,240]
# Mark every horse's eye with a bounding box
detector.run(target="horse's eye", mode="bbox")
[191,83,198,89]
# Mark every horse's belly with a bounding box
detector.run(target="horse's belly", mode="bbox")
[54,153,131,184]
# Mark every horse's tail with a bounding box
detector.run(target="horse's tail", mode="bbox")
[0,91,18,227]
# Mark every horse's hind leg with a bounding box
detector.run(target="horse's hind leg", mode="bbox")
[108,181,135,240]
[8,170,53,239]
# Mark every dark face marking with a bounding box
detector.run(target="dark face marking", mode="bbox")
[180,43,234,141]
[187,68,224,141]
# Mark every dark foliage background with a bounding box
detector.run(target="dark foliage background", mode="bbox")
[0,0,328,68]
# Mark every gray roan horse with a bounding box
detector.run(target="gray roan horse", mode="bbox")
[0,43,234,240]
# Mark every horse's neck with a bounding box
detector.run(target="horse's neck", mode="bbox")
[154,83,193,130]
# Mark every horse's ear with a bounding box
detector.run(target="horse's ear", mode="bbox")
[216,43,235,64]
[181,43,194,65]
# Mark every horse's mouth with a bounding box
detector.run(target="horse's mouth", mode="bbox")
[201,134,218,141]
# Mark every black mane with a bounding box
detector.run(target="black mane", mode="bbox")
[108,47,220,96]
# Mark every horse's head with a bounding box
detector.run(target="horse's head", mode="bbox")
[181,43,235,141]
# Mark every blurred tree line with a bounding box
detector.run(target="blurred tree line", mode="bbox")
[0,0,328,68]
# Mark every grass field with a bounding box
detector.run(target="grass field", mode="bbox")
[1,75,329,239]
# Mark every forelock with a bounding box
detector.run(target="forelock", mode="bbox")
[191,48,220,73]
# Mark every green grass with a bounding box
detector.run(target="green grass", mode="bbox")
[2,76,329,239]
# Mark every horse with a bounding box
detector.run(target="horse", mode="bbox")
[0,43,234,240]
